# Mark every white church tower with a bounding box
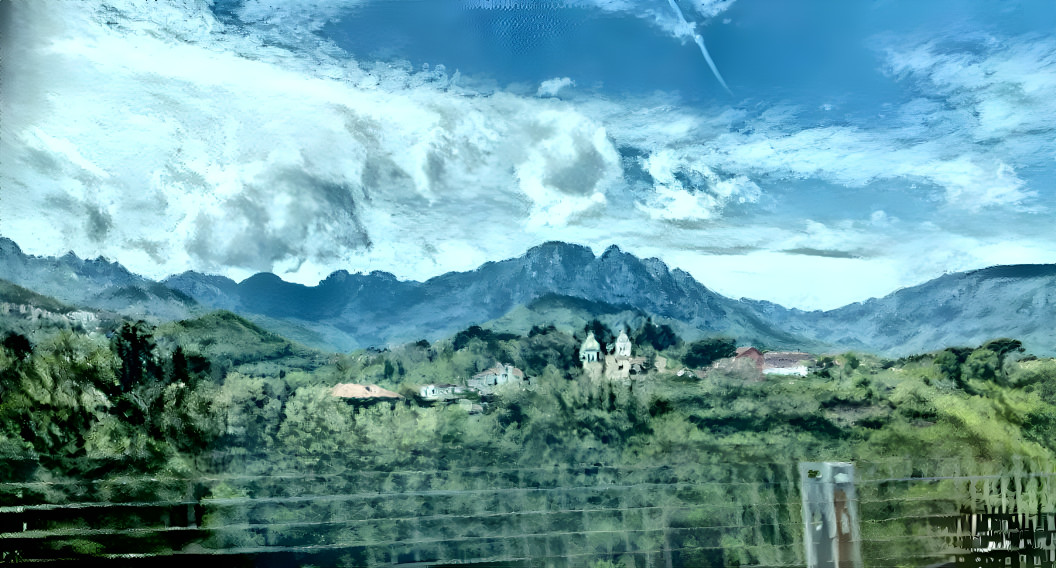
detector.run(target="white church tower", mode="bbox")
[614,330,632,358]
[580,332,601,363]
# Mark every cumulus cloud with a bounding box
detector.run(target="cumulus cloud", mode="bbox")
[537,77,575,97]
[0,0,628,283]
[3,0,1055,311]
[635,148,760,221]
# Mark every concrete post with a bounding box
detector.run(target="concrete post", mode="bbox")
[800,462,863,568]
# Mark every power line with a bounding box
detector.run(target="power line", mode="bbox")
[1,502,808,541]
[0,483,809,514]
[5,459,1051,490]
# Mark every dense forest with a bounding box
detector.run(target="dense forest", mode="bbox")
[2,307,1056,565]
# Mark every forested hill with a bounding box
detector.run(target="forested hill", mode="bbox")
[2,292,1055,564]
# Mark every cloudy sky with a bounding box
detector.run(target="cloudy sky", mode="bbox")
[2,0,1055,309]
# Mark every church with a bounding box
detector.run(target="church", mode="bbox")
[580,329,649,382]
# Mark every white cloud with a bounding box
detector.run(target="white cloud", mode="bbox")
[511,108,621,227]
[0,0,629,284]
[674,109,1037,210]
[685,0,738,19]
[635,148,760,221]
[537,77,575,97]
[883,34,1056,142]
[3,0,1055,313]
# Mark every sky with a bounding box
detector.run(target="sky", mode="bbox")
[2,0,1055,310]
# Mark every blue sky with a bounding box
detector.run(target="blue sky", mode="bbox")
[2,0,1055,309]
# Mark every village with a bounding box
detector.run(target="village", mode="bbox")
[329,329,816,410]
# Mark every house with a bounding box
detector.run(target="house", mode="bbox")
[331,383,402,402]
[762,352,814,376]
[605,352,648,381]
[735,347,765,371]
[605,331,648,381]
[468,362,528,392]
[418,383,471,402]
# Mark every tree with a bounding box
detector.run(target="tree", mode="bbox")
[982,338,1024,360]
[963,348,1001,383]
[683,337,736,369]
[960,339,1024,385]
[275,386,353,466]
[2,332,32,361]
[112,321,161,392]
[583,319,615,354]
[632,319,681,351]
[168,346,210,388]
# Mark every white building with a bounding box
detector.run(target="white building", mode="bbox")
[579,332,601,363]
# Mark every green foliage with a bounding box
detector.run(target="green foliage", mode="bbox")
[632,318,681,351]
[583,319,615,354]
[112,320,161,392]
[218,372,286,451]
[683,337,736,369]
[933,348,965,381]
[5,312,1056,566]
[517,326,578,377]
[982,337,1024,359]
[963,347,1001,383]
[275,386,354,466]
[0,321,229,479]
[2,332,32,361]
[157,311,323,379]
[451,325,518,352]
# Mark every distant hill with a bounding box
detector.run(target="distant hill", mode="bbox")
[746,264,1056,356]
[485,293,707,343]
[164,242,816,352]
[5,236,1056,356]
[0,278,75,314]
[0,237,198,321]
[0,277,125,340]
[155,310,328,377]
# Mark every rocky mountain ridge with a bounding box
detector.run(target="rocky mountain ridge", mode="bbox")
[3,236,1054,355]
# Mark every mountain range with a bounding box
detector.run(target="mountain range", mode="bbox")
[1,236,1054,356]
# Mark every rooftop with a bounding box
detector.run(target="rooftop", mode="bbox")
[331,383,402,399]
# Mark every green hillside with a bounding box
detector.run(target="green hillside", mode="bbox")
[0,278,75,314]
[485,293,708,344]
[2,309,1055,565]
[156,310,329,378]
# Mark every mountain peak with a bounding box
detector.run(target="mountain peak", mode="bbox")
[0,236,24,257]
[323,269,352,283]
[966,264,1056,281]
[241,272,286,286]
[524,241,595,259]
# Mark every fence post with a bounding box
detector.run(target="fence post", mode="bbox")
[799,462,863,568]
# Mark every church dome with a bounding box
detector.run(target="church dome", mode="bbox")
[581,332,600,352]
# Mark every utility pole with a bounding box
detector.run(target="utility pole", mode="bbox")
[799,462,863,568]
